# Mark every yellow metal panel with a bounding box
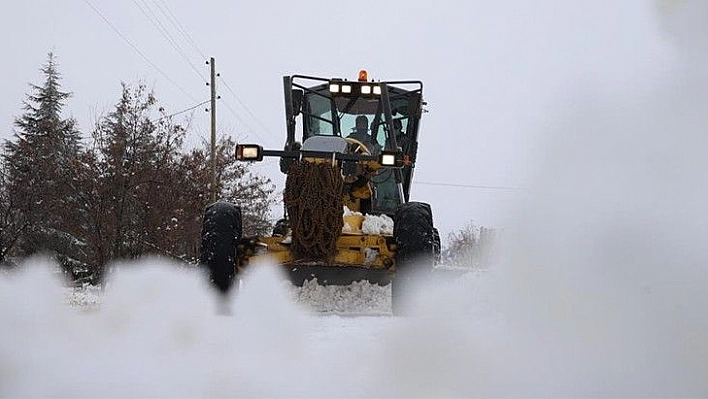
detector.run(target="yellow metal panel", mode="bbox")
[241,234,396,270]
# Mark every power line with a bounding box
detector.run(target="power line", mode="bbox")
[218,97,272,144]
[152,0,208,60]
[152,99,210,123]
[217,97,259,139]
[132,0,207,81]
[135,1,273,142]
[82,0,199,103]
[219,76,275,137]
[416,181,525,191]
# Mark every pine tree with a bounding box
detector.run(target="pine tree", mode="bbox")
[2,52,83,263]
[0,165,26,266]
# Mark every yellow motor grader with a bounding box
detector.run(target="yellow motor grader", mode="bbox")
[199,71,439,309]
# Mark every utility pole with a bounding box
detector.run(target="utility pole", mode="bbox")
[209,57,217,202]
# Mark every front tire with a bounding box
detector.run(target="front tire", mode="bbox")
[200,202,242,295]
[392,202,436,314]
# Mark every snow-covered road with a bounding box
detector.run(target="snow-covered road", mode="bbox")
[3,253,707,397]
[1,260,487,397]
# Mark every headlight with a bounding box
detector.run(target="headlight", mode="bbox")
[361,85,372,94]
[329,84,340,93]
[380,153,396,166]
[379,150,403,167]
[236,144,263,161]
[372,85,382,95]
[341,85,352,94]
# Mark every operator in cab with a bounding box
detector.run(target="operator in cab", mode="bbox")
[347,115,380,155]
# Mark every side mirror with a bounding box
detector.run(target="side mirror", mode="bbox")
[291,89,303,116]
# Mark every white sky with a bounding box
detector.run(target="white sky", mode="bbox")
[0,1,675,238]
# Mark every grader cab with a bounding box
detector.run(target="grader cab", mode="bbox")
[199,71,439,308]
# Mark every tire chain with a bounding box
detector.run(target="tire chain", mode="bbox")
[284,160,344,261]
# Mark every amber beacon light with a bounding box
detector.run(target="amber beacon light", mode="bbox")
[358,69,368,82]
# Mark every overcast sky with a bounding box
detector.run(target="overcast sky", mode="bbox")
[0,1,676,237]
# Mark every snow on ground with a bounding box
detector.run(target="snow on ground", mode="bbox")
[2,246,705,397]
[0,258,415,398]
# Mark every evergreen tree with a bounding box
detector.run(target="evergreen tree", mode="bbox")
[2,52,83,263]
[0,164,26,266]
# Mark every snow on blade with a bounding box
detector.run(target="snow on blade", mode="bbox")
[287,278,391,315]
[361,213,394,236]
[342,205,394,235]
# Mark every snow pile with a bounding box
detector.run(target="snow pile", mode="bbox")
[342,205,361,216]
[342,206,361,217]
[341,206,362,233]
[3,257,471,397]
[361,213,394,236]
[287,278,391,315]
[342,205,394,235]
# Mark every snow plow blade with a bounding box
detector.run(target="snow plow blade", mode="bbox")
[283,264,393,286]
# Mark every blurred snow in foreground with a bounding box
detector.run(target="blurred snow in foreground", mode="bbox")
[1,259,396,397]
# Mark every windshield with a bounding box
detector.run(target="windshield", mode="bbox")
[336,97,385,148]
[302,88,417,153]
[302,90,389,148]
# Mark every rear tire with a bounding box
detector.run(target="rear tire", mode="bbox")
[200,202,242,295]
[392,201,436,314]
